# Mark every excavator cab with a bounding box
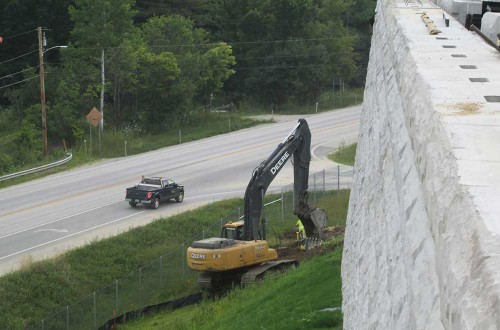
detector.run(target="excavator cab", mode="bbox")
[221,220,244,240]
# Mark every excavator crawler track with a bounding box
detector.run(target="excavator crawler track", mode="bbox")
[197,260,299,293]
[240,259,298,285]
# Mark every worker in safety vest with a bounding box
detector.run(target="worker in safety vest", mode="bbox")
[295,219,306,240]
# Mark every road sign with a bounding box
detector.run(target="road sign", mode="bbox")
[86,107,102,127]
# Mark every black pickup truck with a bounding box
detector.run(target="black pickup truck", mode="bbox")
[125,176,184,209]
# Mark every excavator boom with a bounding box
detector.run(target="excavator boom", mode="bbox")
[244,118,326,240]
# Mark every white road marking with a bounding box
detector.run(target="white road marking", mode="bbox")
[0,211,147,261]
[0,200,125,239]
[33,228,68,233]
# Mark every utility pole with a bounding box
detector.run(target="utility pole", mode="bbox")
[100,49,105,132]
[38,27,48,157]
[99,49,104,158]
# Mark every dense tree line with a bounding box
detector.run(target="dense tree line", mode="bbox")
[0,0,374,150]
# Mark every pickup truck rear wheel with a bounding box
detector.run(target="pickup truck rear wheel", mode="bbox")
[175,192,184,203]
[151,197,160,209]
[129,201,137,207]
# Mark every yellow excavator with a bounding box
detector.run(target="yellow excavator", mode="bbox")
[187,119,327,290]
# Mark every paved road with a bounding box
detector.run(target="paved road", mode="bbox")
[0,106,361,275]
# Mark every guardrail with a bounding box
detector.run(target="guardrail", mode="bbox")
[0,153,73,182]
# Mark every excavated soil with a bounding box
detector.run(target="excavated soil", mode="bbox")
[275,226,345,263]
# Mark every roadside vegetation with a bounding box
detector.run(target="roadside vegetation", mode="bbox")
[0,0,373,177]
[0,113,270,188]
[0,189,349,330]
[122,247,344,330]
[328,143,357,166]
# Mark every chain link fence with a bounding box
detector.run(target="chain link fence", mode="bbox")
[27,165,353,330]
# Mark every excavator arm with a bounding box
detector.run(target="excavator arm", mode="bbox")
[243,119,327,241]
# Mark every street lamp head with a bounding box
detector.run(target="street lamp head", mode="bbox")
[42,45,68,54]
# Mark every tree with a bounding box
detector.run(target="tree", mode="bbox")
[50,73,81,144]
[134,0,207,24]
[14,118,43,164]
[141,15,203,108]
[139,15,235,127]
[134,46,181,131]
[205,0,358,109]
[344,0,376,85]
[65,0,139,127]
[198,42,236,111]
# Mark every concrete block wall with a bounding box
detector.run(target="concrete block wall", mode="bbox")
[438,0,500,40]
[481,12,500,43]
[342,0,500,329]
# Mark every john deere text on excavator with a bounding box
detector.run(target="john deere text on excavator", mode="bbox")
[186,118,327,290]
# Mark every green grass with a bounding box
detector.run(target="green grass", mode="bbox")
[328,143,357,166]
[96,113,267,158]
[0,190,349,330]
[121,247,344,330]
[237,88,364,115]
[0,151,100,189]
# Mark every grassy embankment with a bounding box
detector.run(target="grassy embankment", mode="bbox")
[121,243,344,330]
[328,143,357,167]
[0,188,350,330]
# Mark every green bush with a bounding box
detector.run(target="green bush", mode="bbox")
[0,153,14,174]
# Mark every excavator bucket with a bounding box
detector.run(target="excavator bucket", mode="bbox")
[311,208,327,237]
[302,208,327,238]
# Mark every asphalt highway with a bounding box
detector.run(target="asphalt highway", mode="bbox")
[0,106,361,275]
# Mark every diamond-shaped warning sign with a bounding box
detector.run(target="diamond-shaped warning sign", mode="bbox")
[86,107,102,127]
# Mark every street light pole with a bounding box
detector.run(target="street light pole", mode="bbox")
[37,26,67,157]
[37,27,47,157]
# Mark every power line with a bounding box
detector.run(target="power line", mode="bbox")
[60,35,371,52]
[155,35,370,49]
[236,50,370,61]
[0,49,38,66]
[0,29,48,65]
[232,61,369,72]
[2,29,37,40]
[0,75,39,90]
[0,65,39,80]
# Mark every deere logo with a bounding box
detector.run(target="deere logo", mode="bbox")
[270,151,289,175]
[191,253,206,259]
